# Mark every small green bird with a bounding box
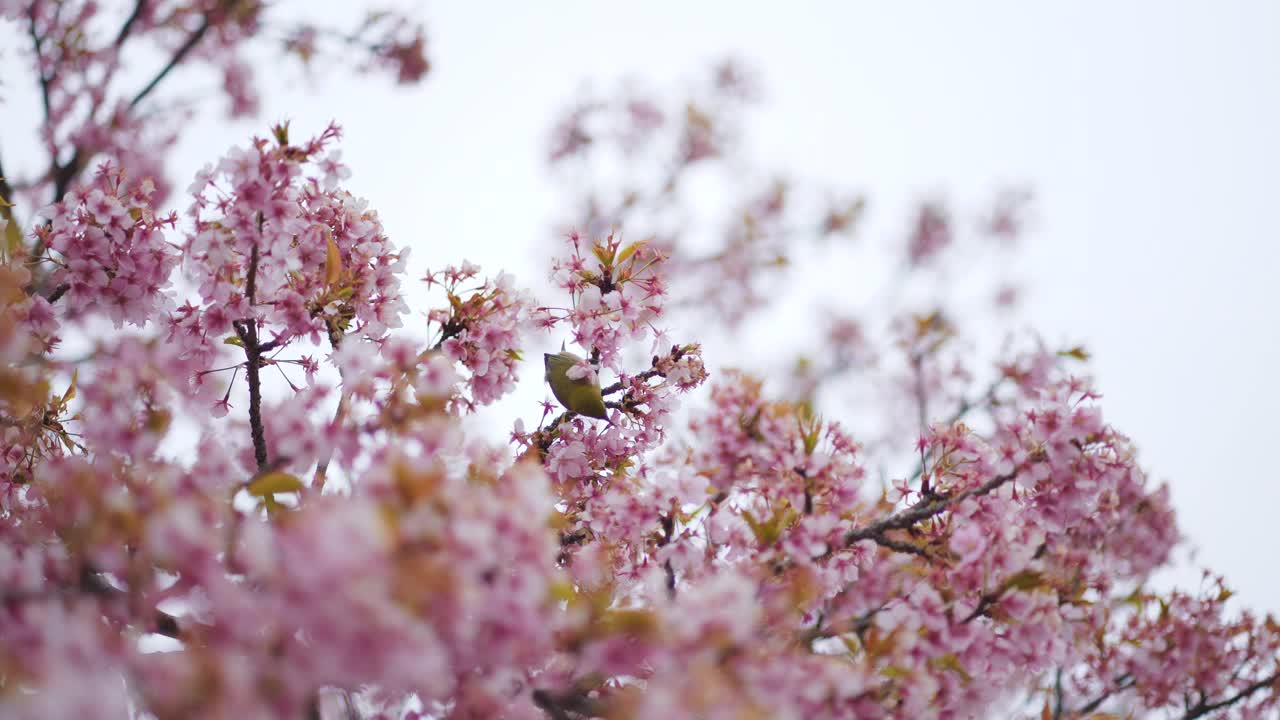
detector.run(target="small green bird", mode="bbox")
[544,349,609,420]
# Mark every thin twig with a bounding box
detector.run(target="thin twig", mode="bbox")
[311,392,346,491]
[910,354,931,493]
[113,0,149,48]
[1072,674,1133,717]
[128,14,211,110]
[28,7,53,130]
[50,8,213,202]
[907,377,1004,483]
[1053,668,1064,720]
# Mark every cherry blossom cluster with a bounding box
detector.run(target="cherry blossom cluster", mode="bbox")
[525,235,705,458]
[0,260,65,490]
[283,9,431,87]
[3,410,564,719]
[35,162,179,328]
[180,124,407,353]
[546,62,1026,332]
[540,232,668,370]
[139,457,560,718]
[517,349,1192,718]
[1061,574,1280,719]
[425,263,533,408]
[2,1,429,209]
[2,10,1279,719]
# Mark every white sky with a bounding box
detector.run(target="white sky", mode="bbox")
[6,2,1280,611]
[328,1,1280,611]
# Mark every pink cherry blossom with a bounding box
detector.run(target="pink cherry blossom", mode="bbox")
[0,10,1274,720]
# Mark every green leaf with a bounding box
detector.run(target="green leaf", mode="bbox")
[797,408,823,455]
[932,652,973,682]
[271,121,291,146]
[247,471,305,497]
[1057,345,1090,361]
[615,240,647,265]
[324,229,342,286]
[1003,570,1044,591]
[591,242,616,267]
[1,188,22,259]
[61,370,78,405]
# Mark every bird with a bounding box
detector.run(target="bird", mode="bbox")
[544,348,609,420]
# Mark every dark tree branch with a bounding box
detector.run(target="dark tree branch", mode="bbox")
[601,344,690,396]
[843,460,1035,551]
[45,282,69,303]
[236,241,269,472]
[532,690,572,720]
[532,688,598,720]
[1053,668,1064,720]
[0,155,14,211]
[3,566,184,640]
[51,8,214,203]
[128,14,211,111]
[1183,673,1279,719]
[1071,674,1133,717]
[243,330,268,472]
[28,7,54,129]
[113,0,149,48]
[871,534,931,557]
[962,588,1003,624]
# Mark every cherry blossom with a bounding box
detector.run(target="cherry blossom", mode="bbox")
[0,5,1275,720]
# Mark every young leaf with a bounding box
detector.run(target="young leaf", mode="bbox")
[324,229,342,286]
[61,370,78,405]
[615,239,648,266]
[247,471,305,497]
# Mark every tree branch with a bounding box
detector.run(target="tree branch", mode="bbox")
[51,7,213,203]
[532,688,598,720]
[128,13,211,111]
[45,282,69,303]
[0,155,14,214]
[236,241,269,472]
[840,456,1040,554]
[910,353,931,493]
[600,344,689,396]
[113,0,149,48]
[28,7,54,130]
[907,377,1004,484]
[532,690,571,720]
[1183,673,1279,719]
[871,534,931,557]
[3,566,184,640]
[1071,674,1133,717]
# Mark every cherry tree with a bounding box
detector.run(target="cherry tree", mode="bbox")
[1,3,1277,719]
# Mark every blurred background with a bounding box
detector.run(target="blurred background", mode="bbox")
[8,2,1280,609]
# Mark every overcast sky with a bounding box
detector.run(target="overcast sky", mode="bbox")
[314,1,1279,610]
[8,2,1280,611]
